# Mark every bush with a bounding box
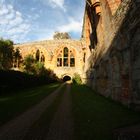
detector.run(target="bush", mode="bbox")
[72,73,82,85]
[23,55,35,74]
[0,69,60,95]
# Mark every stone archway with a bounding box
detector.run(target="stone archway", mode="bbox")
[62,75,72,82]
[63,75,71,82]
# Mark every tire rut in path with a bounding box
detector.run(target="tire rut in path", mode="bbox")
[0,84,65,140]
[45,83,74,140]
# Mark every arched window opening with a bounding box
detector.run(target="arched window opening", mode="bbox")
[63,47,69,67]
[64,47,68,57]
[83,53,86,63]
[57,54,62,67]
[41,55,45,63]
[36,49,40,61]
[56,47,75,67]
[70,54,75,67]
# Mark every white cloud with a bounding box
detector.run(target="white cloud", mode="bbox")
[49,0,64,9]
[31,7,36,11]
[57,18,82,33]
[16,11,22,17]
[0,5,8,15]
[31,27,54,40]
[30,17,83,41]
[40,0,65,11]
[0,0,84,42]
[0,1,31,43]
[7,24,30,35]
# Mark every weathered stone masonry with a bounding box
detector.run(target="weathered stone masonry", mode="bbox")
[15,39,86,79]
[83,0,140,107]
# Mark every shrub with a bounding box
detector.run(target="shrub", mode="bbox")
[23,55,35,74]
[0,69,59,94]
[72,73,82,85]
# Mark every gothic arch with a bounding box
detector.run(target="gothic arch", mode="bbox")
[53,46,77,68]
[35,47,48,61]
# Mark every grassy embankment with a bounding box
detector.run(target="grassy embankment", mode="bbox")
[71,84,140,140]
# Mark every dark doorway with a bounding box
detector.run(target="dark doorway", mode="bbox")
[63,76,71,82]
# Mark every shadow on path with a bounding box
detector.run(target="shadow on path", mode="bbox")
[46,83,74,140]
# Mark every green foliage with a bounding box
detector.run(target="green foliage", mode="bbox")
[34,62,47,76]
[13,48,22,68]
[24,54,47,75]
[72,73,82,85]
[0,38,14,70]
[53,32,71,40]
[44,68,58,80]
[0,38,22,69]
[23,55,35,74]
[35,61,44,71]
[23,54,59,81]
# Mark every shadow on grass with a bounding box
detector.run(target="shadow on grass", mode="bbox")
[71,84,140,140]
[22,85,66,140]
[0,83,60,126]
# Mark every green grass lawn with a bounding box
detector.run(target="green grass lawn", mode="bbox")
[71,84,140,140]
[0,83,60,126]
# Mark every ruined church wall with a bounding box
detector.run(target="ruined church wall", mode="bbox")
[86,0,140,106]
[15,40,86,79]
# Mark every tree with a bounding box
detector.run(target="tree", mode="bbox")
[23,54,46,75]
[0,38,14,69]
[23,54,59,82]
[72,73,82,85]
[53,32,71,40]
[23,55,35,74]
[13,48,22,68]
[34,62,46,75]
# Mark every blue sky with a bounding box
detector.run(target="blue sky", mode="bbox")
[0,0,85,43]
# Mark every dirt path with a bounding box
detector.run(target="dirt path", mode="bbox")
[0,83,65,140]
[45,83,74,140]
